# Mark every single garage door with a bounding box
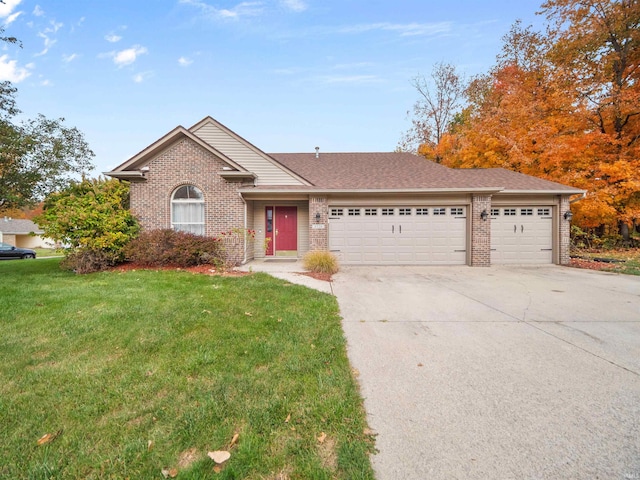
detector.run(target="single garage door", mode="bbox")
[491,207,553,264]
[329,206,467,265]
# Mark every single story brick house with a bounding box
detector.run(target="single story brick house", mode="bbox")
[106,116,584,267]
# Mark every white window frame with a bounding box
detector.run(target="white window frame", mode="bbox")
[171,185,205,235]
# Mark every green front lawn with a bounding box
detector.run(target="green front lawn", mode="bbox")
[0,259,374,479]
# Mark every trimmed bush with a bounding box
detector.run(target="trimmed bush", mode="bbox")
[303,250,339,274]
[60,248,121,274]
[125,229,225,268]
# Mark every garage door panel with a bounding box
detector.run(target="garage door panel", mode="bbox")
[491,207,553,264]
[329,206,467,265]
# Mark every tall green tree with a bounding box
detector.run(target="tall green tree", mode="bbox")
[0,82,94,210]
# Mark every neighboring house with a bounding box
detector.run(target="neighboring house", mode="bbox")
[106,116,584,267]
[0,218,51,249]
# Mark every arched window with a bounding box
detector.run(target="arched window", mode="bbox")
[171,185,204,235]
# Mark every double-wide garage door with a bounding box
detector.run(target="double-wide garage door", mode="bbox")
[328,206,467,265]
[491,207,553,264]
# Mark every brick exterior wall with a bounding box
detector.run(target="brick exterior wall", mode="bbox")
[130,138,246,238]
[559,195,571,265]
[471,195,492,267]
[309,196,328,251]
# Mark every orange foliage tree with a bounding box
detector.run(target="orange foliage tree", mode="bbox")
[409,1,640,235]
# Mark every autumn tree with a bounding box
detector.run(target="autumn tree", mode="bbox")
[411,1,639,235]
[398,62,464,162]
[541,0,640,234]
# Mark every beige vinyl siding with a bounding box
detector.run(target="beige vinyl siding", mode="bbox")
[252,201,309,259]
[192,122,304,186]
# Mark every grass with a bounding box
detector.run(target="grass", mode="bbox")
[0,259,375,479]
[571,247,640,275]
[33,248,63,258]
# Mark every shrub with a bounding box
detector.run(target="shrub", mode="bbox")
[303,250,339,274]
[125,229,225,268]
[60,248,121,274]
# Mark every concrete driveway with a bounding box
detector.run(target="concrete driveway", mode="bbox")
[332,265,640,479]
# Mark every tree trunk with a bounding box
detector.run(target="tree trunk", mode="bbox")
[619,221,630,242]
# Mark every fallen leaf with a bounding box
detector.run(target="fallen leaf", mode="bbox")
[169,468,178,478]
[213,465,223,473]
[37,433,53,446]
[284,413,291,423]
[208,450,231,464]
[202,309,211,314]
[147,440,154,451]
[317,432,326,444]
[229,433,239,448]
[417,363,423,367]
[161,468,170,479]
[36,429,62,446]
[277,318,282,322]
[245,312,252,317]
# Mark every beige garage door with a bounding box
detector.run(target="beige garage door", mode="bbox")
[328,206,467,265]
[491,207,553,264]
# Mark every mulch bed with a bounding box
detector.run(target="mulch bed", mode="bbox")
[568,257,617,272]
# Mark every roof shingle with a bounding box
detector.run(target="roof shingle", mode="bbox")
[269,152,580,192]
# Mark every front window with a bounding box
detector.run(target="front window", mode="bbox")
[171,185,204,235]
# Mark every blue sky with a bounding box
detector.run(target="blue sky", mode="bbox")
[0,0,544,174]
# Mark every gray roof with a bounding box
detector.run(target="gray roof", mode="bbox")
[0,218,44,234]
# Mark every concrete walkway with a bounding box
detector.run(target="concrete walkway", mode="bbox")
[237,259,333,294]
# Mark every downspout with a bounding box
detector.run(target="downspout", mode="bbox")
[239,192,248,264]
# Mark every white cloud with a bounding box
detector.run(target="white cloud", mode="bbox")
[0,54,31,82]
[62,53,78,63]
[318,74,382,85]
[33,5,44,16]
[35,32,56,56]
[105,33,122,43]
[109,45,147,67]
[338,21,452,37]
[179,0,264,20]
[178,56,192,67]
[133,71,153,83]
[280,0,306,12]
[0,0,21,19]
[39,78,52,86]
[4,11,21,25]
[35,20,63,56]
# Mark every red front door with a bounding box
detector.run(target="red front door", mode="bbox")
[276,207,297,251]
[265,206,297,255]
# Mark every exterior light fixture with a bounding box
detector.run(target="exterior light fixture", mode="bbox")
[480,209,489,221]
[315,212,321,222]
[564,211,573,221]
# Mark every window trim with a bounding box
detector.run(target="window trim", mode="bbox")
[171,184,205,235]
